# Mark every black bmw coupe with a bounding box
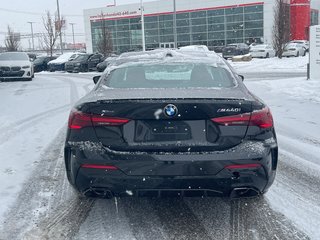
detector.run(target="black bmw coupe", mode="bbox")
[65,50,278,198]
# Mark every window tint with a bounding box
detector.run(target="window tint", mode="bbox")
[104,64,236,89]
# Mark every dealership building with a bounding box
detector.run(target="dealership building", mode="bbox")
[84,0,320,53]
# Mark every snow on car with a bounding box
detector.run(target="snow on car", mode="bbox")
[47,52,83,72]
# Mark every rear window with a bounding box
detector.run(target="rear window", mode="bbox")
[104,63,236,88]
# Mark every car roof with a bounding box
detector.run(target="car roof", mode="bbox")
[114,49,223,67]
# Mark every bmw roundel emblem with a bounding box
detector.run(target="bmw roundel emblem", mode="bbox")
[164,104,178,117]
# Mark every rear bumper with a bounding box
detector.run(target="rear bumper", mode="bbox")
[75,165,270,198]
[65,140,278,198]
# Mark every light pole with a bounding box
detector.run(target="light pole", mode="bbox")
[140,0,146,51]
[70,23,76,50]
[56,0,63,54]
[27,22,35,51]
[173,0,177,48]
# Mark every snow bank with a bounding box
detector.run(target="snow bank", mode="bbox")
[230,55,308,72]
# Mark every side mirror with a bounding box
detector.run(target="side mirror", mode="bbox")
[238,75,244,81]
[93,75,101,84]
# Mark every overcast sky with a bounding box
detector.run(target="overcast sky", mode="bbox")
[0,0,155,49]
[0,0,319,49]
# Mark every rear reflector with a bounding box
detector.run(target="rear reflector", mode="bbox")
[68,109,130,129]
[225,163,261,169]
[81,164,118,170]
[211,107,273,129]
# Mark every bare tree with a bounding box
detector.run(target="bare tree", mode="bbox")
[5,26,20,51]
[42,11,65,56]
[97,13,113,57]
[272,0,291,58]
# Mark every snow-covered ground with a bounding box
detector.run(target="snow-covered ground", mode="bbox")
[245,77,320,239]
[230,54,308,73]
[0,74,95,223]
[0,56,319,239]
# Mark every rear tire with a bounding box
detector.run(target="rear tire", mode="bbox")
[265,53,269,58]
[296,51,299,57]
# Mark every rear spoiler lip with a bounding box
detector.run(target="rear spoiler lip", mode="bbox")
[94,97,248,104]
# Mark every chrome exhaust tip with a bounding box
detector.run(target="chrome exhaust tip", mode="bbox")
[230,187,261,198]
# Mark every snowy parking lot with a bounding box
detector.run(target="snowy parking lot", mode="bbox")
[0,55,320,240]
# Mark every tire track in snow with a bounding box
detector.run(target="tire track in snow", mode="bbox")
[75,198,137,240]
[229,198,309,240]
[0,104,70,145]
[182,196,308,240]
[0,74,86,145]
[266,152,320,239]
[23,197,94,240]
[49,76,80,104]
[0,127,94,240]
[150,198,212,240]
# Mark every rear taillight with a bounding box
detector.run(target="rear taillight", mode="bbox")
[249,107,273,128]
[68,110,130,129]
[68,110,92,129]
[211,107,273,129]
[211,113,251,126]
[81,164,118,170]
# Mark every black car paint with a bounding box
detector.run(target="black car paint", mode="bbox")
[222,43,250,59]
[33,56,57,72]
[65,54,103,73]
[65,50,278,198]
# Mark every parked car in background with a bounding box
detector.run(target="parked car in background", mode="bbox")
[97,55,118,72]
[27,53,37,62]
[222,43,250,59]
[249,44,275,58]
[0,52,34,81]
[47,52,81,72]
[65,53,104,73]
[88,53,104,71]
[282,43,306,57]
[33,56,57,72]
[212,46,225,53]
[65,49,278,199]
[289,40,309,52]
